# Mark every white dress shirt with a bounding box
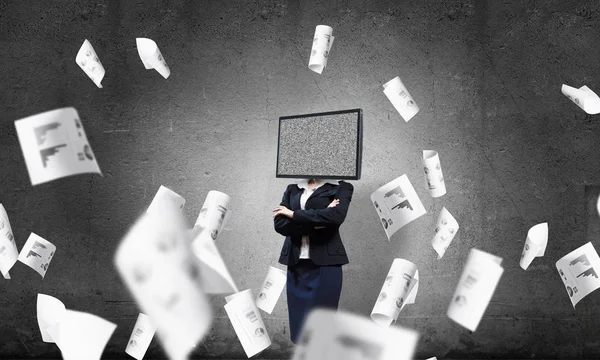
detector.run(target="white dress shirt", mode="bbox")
[296,179,340,259]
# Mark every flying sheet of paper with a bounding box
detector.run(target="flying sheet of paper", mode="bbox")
[17,233,56,278]
[147,185,185,214]
[292,308,419,360]
[561,84,600,115]
[191,228,238,294]
[0,204,18,279]
[556,242,600,307]
[37,294,116,360]
[224,289,272,358]
[14,107,101,186]
[383,76,419,122]
[255,266,286,314]
[76,39,105,88]
[371,259,418,327]
[308,25,334,74]
[136,38,170,79]
[194,190,232,240]
[431,207,460,259]
[46,310,116,360]
[426,358,438,360]
[37,294,67,343]
[125,313,156,360]
[447,248,504,332]
[520,222,548,270]
[371,174,426,240]
[422,150,446,197]
[115,202,213,360]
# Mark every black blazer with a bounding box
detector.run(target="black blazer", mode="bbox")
[274,181,354,267]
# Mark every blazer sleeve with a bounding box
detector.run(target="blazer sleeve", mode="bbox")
[292,181,354,226]
[274,184,316,237]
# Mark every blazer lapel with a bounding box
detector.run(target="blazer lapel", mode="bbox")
[307,183,334,202]
[291,187,302,211]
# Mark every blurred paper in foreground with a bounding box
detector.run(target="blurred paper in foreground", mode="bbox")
[431,207,459,259]
[17,233,56,278]
[520,222,548,270]
[255,266,286,314]
[115,202,212,360]
[383,76,419,122]
[556,242,600,307]
[76,39,105,88]
[292,308,419,360]
[147,185,185,214]
[371,175,426,240]
[561,84,600,114]
[125,313,156,360]
[308,25,334,74]
[0,204,18,279]
[224,289,271,358]
[371,258,419,327]
[14,107,101,186]
[136,38,171,79]
[191,228,238,294]
[447,248,504,331]
[37,294,116,360]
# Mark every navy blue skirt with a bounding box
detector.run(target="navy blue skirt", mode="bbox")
[286,259,343,344]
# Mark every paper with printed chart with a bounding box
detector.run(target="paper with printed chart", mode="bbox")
[556,242,600,307]
[194,190,232,240]
[255,266,286,314]
[447,248,504,332]
[383,76,419,122]
[371,259,419,327]
[37,294,116,360]
[0,204,18,279]
[432,207,459,259]
[147,185,185,214]
[17,233,56,278]
[191,228,238,294]
[14,107,101,186]
[520,222,548,270]
[224,289,271,358]
[308,25,334,74]
[136,38,171,79]
[76,39,105,88]
[115,202,212,360]
[561,84,600,115]
[125,313,156,360]
[371,175,426,240]
[422,150,446,197]
[292,308,419,360]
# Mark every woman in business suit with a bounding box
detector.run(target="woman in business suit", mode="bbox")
[272,178,354,344]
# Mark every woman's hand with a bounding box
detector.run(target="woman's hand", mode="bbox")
[328,199,339,208]
[272,205,294,219]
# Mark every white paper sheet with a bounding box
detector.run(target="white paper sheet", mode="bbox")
[76,39,105,88]
[308,25,334,74]
[383,76,419,122]
[426,357,438,360]
[115,202,213,360]
[0,204,18,279]
[597,194,600,217]
[431,207,460,259]
[136,38,171,79]
[37,294,67,343]
[292,308,419,360]
[447,248,504,332]
[194,190,231,240]
[191,228,238,294]
[371,175,426,240]
[224,289,271,358]
[17,233,56,278]
[37,294,116,360]
[14,107,101,186]
[147,185,185,214]
[371,259,418,327]
[125,313,156,360]
[561,84,600,114]
[46,310,116,360]
[255,266,286,314]
[422,150,446,197]
[556,242,600,307]
[520,222,548,270]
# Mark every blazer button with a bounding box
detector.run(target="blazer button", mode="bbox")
[337,248,341,253]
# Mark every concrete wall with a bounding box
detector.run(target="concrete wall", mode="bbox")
[2,0,600,358]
